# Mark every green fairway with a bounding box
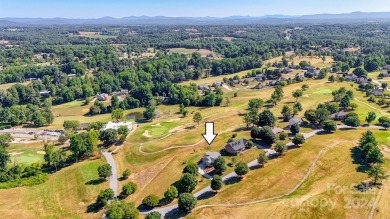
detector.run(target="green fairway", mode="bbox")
[9,150,44,165]
[313,88,334,94]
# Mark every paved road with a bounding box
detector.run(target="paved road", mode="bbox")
[101,150,118,197]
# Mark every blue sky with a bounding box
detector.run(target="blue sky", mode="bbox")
[1,0,390,18]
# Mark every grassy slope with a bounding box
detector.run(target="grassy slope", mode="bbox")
[0,159,107,219]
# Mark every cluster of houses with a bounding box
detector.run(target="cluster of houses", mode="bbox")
[344,73,369,89]
[94,90,129,101]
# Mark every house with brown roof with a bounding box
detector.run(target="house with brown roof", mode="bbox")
[272,127,284,135]
[224,138,248,155]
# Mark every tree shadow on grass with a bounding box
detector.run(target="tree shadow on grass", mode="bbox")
[86,202,101,213]
[165,208,190,219]
[350,147,370,173]
[196,191,217,200]
[223,176,242,185]
[85,178,105,185]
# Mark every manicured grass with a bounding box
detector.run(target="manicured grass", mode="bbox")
[9,149,44,166]
[313,88,335,94]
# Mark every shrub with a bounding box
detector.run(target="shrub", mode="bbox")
[178,173,198,193]
[164,185,178,202]
[142,194,160,208]
[121,182,137,197]
[122,169,131,179]
[292,134,305,145]
[182,163,198,175]
[257,153,269,166]
[210,175,223,191]
[234,162,249,177]
[275,142,287,154]
[96,189,115,207]
[145,211,162,219]
[279,131,287,140]
[178,193,197,212]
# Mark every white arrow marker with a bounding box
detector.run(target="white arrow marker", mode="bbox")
[202,122,217,145]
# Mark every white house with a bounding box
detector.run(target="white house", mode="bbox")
[103,121,133,131]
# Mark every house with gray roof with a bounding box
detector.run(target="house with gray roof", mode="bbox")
[212,82,225,87]
[224,138,248,155]
[201,152,221,167]
[330,111,348,120]
[198,84,210,90]
[371,89,384,96]
[289,118,303,127]
[253,83,266,89]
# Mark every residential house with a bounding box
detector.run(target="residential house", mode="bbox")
[304,67,320,78]
[295,74,305,82]
[112,89,129,96]
[212,82,224,87]
[289,118,303,127]
[67,74,77,78]
[201,152,221,167]
[80,123,91,130]
[272,127,284,135]
[103,121,133,131]
[268,80,279,86]
[253,83,266,89]
[28,78,40,81]
[224,138,248,155]
[384,65,390,70]
[95,93,109,101]
[39,90,51,98]
[198,84,210,90]
[345,74,358,82]
[371,89,384,96]
[330,111,348,120]
[283,68,293,73]
[256,74,265,81]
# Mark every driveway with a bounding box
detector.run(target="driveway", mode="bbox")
[101,150,118,197]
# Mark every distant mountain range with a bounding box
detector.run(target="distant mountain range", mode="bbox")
[2,12,390,26]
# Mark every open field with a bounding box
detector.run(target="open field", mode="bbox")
[0,159,107,219]
[178,68,263,86]
[0,81,31,90]
[168,48,214,56]
[265,56,334,68]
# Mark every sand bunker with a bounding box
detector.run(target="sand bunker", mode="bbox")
[151,123,161,127]
[143,130,152,138]
[9,152,22,156]
[36,151,46,155]
[168,118,181,122]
